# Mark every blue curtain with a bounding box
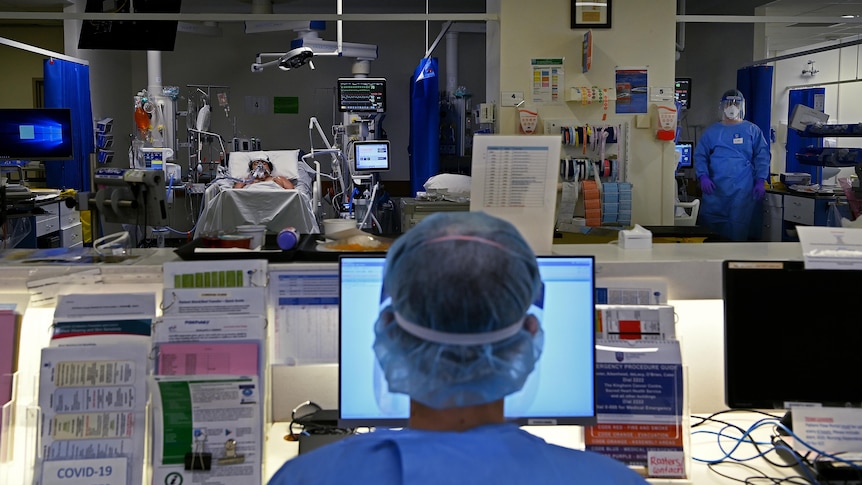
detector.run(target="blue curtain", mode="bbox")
[43,59,94,192]
[408,57,440,197]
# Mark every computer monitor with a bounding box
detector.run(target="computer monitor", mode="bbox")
[723,260,862,410]
[0,108,75,161]
[675,141,693,172]
[675,78,692,110]
[353,140,390,172]
[337,78,386,113]
[338,255,596,428]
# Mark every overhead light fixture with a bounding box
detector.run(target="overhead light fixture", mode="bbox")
[251,46,315,72]
[278,47,315,71]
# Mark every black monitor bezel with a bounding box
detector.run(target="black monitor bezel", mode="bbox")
[337,254,597,429]
[723,260,862,409]
[336,77,387,113]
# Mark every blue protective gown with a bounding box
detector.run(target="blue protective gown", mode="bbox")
[694,120,770,241]
[268,424,649,485]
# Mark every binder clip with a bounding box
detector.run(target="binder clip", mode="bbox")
[217,439,245,465]
[184,434,212,471]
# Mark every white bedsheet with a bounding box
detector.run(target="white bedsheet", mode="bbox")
[194,182,320,237]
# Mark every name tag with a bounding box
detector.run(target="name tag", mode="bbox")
[733,136,744,145]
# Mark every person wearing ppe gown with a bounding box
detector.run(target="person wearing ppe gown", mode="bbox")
[268,211,648,485]
[694,89,770,241]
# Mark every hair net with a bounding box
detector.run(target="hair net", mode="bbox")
[372,211,544,409]
[719,89,745,120]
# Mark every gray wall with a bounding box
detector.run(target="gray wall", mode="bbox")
[675,2,758,143]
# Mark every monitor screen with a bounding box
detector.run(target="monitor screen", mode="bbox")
[337,78,386,113]
[723,260,862,409]
[0,108,75,161]
[338,255,596,428]
[353,140,390,172]
[675,141,693,171]
[675,78,691,110]
[78,0,181,51]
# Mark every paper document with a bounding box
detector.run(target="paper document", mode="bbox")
[36,343,149,485]
[797,226,862,269]
[470,135,561,254]
[151,376,262,485]
[270,269,339,365]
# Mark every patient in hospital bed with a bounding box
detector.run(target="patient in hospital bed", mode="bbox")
[194,149,320,238]
[233,156,295,190]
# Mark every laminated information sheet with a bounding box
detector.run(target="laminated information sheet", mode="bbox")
[36,343,149,485]
[151,376,262,485]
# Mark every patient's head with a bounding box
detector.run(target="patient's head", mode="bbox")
[248,158,274,174]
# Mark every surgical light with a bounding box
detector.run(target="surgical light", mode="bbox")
[277,46,315,71]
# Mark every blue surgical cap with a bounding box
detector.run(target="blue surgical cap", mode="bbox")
[372,211,544,409]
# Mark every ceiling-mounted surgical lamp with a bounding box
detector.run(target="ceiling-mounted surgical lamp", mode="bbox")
[251,46,315,72]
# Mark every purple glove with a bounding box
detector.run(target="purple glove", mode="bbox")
[753,178,766,200]
[699,175,716,195]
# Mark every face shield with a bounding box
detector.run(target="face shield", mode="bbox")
[720,93,745,121]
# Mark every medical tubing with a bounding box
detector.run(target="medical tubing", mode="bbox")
[359,182,379,228]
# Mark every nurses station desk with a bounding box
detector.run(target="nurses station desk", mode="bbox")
[0,242,811,484]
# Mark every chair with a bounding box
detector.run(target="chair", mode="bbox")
[674,199,700,226]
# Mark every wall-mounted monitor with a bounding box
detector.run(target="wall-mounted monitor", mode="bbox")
[0,108,75,161]
[675,77,691,110]
[337,78,386,113]
[338,255,596,428]
[352,140,390,172]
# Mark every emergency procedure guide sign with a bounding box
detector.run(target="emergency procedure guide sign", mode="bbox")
[585,340,686,478]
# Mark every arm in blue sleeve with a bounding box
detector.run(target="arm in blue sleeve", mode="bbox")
[693,131,712,179]
[751,125,771,180]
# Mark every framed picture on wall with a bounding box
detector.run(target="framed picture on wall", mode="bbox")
[571,0,612,29]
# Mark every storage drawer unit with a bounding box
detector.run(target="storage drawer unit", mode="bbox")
[783,195,815,226]
[400,198,470,232]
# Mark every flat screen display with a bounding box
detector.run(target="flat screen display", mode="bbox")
[337,78,386,113]
[353,140,390,172]
[338,255,596,428]
[78,0,181,51]
[0,108,74,161]
[675,141,693,171]
[675,78,691,110]
[723,260,862,409]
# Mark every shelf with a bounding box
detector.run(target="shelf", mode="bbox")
[800,123,862,137]
[796,147,862,167]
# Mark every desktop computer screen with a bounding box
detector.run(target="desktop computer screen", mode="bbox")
[0,108,75,161]
[338,255,596,428]
[723,260,862,409]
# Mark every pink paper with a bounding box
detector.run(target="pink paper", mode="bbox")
[157,342,259,376]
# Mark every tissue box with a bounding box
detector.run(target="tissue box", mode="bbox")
[618,224,652,249]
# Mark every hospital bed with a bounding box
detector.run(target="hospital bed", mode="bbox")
[194,150,320,238]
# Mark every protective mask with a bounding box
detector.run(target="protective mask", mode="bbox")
[724,106,741,120]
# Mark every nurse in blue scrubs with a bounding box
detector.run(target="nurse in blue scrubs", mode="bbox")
[268,212,648,485]
[694,89,771,241]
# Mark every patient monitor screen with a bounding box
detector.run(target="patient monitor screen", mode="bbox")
[353,140,390,172]
[337,78,386,113]
[338,255,596,428]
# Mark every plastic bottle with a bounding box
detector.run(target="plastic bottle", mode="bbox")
[277,227,299,250]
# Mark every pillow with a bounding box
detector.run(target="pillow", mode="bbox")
[423,173,472,195]
[228,149,301,181]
